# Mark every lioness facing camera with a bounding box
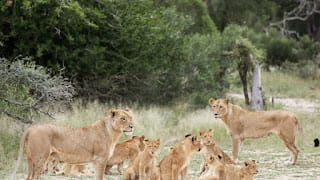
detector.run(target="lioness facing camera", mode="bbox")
[209,98,302,165]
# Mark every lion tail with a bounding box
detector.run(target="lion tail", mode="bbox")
[9,128,29,180]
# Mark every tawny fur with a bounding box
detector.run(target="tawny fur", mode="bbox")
[62,163,87,176]
[123,139,160,180]
[105,135,145,175]
[199,154,225,180]
[10,108,134,180]
[224,160,258,180]
[198,129,235,175]
[209,98,302,165]
[200,157,258,180]
[159,135,202,180]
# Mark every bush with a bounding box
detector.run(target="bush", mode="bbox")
[0,57,75,123]
[265,37,297,68]
[181,33,227,107]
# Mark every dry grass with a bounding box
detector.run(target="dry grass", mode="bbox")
[2,70,320,179]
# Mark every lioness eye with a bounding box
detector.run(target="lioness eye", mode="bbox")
[121,118,126,121]
[219,106,223,109]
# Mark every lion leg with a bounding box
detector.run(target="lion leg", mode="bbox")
[33,157,48,180]
[104,164,112,175]
[26,157,34,180]
[117,162,123,174]
[231,137,241,161]
[171,164,179,180]
[199,161,207,175]
[181,167,188,179]
[123,168,135,180]
[93,161,107,180]
[279,132,299,165]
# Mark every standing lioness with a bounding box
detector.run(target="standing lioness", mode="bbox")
[10,108,134,180]
[209,98,302,165]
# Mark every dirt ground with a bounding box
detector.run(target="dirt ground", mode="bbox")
[8,146,320,180]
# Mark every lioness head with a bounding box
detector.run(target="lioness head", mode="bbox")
[198,129,214,146]
[243,160,258,175]
[208,98,230,118]
[110,108,133,133]
[144,139,160,156]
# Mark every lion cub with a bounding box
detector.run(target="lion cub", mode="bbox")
[200,156,258,180]
[159,134,202,180]
[225,160,258,180]
[199,154,225,180]
[237,160,258,180]
[198,129,235,175]
[123,139,160,180]
[105,135,145,175]
[62,163,87,176]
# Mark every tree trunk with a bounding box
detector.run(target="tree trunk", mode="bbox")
[251,64,263,111]
[238,63,250,105]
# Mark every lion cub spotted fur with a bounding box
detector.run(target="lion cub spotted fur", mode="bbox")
[159,134,202,180]
[123,139,160,180]
[105,135,145,174]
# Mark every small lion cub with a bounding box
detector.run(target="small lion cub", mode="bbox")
[225,160,258,180]
[159,134,202,180]
[123,139,160,180]
[198,129,235,175]
[199,154,225,180]
[105,135,145,175]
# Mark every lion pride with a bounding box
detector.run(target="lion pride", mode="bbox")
[209,98,302,165]
[10,108,134,180]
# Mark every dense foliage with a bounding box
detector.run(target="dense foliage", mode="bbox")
[1,0,320,111]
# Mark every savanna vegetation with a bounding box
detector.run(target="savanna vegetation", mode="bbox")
[1,0,320,179]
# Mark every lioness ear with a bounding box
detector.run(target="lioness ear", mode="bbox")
[224,99,230,104]
[185,134,192,138]
[209,98,215,105]
[156,139,160,145]
[110,109,117,118]
[218,154,222,160]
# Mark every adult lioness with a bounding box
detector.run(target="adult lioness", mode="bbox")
[209,98,302,165]
[10,108,133,180]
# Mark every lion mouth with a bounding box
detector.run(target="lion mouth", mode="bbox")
[123,129,133,133]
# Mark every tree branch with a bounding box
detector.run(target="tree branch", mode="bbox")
[0,107,33,124]
[268,0,320,38]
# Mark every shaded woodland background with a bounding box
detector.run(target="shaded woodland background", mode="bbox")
[1,0,320,121]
